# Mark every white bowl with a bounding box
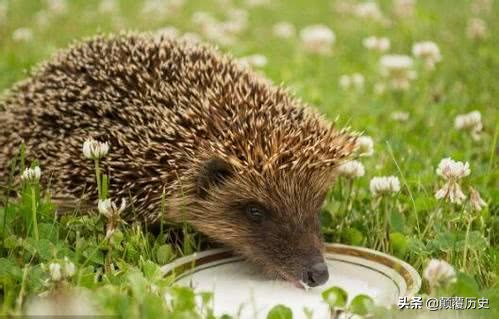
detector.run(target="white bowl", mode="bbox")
[161,243,421,319]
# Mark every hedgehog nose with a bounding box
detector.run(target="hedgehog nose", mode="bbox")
[303,262,329,287]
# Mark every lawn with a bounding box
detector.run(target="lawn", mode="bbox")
[0,0,497,318]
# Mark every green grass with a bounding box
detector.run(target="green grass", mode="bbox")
[0,0,498,318]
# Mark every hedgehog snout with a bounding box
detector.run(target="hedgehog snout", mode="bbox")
[302,258,329,287]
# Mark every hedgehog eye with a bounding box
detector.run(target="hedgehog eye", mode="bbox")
[246,205,265,223]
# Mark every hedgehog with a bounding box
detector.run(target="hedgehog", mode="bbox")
[0,33,356,288]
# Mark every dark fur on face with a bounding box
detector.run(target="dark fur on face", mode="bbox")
[183,156,335,285]
[0,33,356,286]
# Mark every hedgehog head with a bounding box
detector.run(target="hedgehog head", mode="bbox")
[184,114,356,288]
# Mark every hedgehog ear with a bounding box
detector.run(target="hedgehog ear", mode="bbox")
[197,157,234,198]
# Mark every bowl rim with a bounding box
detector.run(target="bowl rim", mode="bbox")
[324,243,421,297]
[161,243,421,297]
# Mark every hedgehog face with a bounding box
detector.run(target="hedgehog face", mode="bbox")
[194,157,331,288]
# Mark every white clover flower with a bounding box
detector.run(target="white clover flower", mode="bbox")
[272,22,295,39]
[222,19,245,36]
[436,158,471,181]
[435,182,466,204]
[373,82,386,95]
[381,55,414,72]
[355,136,374,157]
[390,111,410,122]
[454,110,483,140]
[340,75,352,90]
[354,1,384,21]
[203,24,236,46]
[227,8,248,22]
[207,23,238,45]
[454,111,481,130]
[470,0,493,15]
[337,160,365,178]
[155,26,179,39]
[191,11,216,28]
[99,198,126,239]
[22,166,42,183]
[12,28,33,42]
[196,9,246,46]
[142,0,184,17]
[98,199,112,217]
[423,259,456,290]
[0,1,8,21]
[237,54,268,69]
[393,0,416,17]
[46,258,76,282]
[339,73,364,90]
[245,0,270,7]
[98,0,118,14]
[412,41,441,70]
[82,138,109,160]
[225,8,248,33]
[214,0,231,5]
[469,187,487,211]
[334,1,355,14]
[166,0,185,13]
[467,18,487,40]
[98,198,126,218]
[35,10,51,28]
[380,54,416,90]
[352,73,365,88]
[435,158,470,204]
[362,36,390,52]
[300,25,335,55]
[63,257,76,278]
[45,0,68,15]
[48,262,62,282]
[370,176,401,196]
[180,32,202,44]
